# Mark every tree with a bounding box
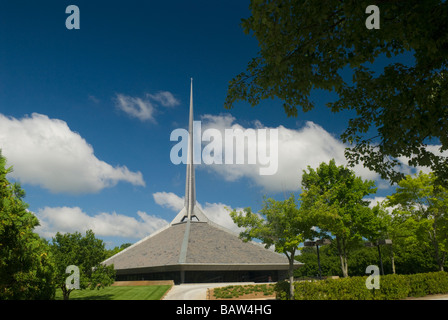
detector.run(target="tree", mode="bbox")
[386,172,448,271]
[225,0,448,184]
[50,230,115,300]
[229,195,309,300]
[387,214,441,274]
[105,242,132,259]
[295,245,342,278]
[300,160,377,277]
[0,151,55,300]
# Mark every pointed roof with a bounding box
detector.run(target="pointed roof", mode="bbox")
[102,80,300,276]
[103,219,294,272]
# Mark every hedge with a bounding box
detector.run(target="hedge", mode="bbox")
[212,284,275,299]
[275,271,448,300]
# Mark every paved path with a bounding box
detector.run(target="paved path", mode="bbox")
[405,293,448,300]
[163,282,256,300]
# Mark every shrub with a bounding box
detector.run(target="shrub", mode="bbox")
[213,284,275,299]
[275,281,290,300]
[275,271,448,300]
[407,273,429,297]
[375,274,409,300]
[291,277,372,300]
[425,271,448,294]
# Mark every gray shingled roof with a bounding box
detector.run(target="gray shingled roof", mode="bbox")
[103,218,299,272]
[103,223,186,270]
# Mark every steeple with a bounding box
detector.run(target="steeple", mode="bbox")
[185,78,195,220]
[171,79,208,224]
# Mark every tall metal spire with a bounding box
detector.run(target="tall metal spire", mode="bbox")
[185,78,195,220]
[170,79,208,225]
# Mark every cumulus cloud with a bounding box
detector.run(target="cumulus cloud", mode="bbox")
[200,201,244,232]
[147,91,180,108]
[153,191,242,233]
[198,114,380,193]
[34,191,243,241]
[0,113,145,194]
[115,91,180,122]
[153,191,185,212]
[34,206,168,239]
[115,94,156,122]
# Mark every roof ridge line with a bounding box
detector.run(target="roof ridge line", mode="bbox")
[178,219,191,264]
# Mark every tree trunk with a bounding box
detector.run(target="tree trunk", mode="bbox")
[336,237,349,277]
[287,250,295,300]
[441,252,446,272]
[390,243,396,274]
[62,286,68,300]
[62,286,72,300]
[430,226,444,271]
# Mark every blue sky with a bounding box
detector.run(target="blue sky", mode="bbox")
[0,1,426,248]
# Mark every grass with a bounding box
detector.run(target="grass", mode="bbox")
[55,285,172,300]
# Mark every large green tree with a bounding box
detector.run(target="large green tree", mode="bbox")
[300,160,377,277]
[225,0,448,184]
[50,230,115,300]
[388,214,441,274]
[386,172,448,271]
[229,195,310,299]
[0,151,55,300]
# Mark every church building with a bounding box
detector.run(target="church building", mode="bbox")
[102,79,301,283]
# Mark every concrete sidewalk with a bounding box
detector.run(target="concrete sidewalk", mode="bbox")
[405,294,448,300]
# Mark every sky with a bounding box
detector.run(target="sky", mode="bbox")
[0,1,432,248]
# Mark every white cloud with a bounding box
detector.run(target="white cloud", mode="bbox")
[147,91,180,108]
[201,201,244,232]
[115,91,180,122]
[35,191,244,241]
[198,114,380,193]
[34,206,168,239]
[153,191,185,212]
[153,191,243,233]
[0,113,145,194]
[115,94,156,122]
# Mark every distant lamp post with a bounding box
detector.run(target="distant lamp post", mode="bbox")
[365,239,392,275]
[304,239,331,279]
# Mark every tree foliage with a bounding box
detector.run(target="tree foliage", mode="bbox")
[300,159,377,277]
[386,172,448,271]
[0,151,116,300]
[229,195,308,299]
[225,0,448,183]
[50,230,115,300]
[0,151,55,300]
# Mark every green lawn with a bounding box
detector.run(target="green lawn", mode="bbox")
[55,285,172,300]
